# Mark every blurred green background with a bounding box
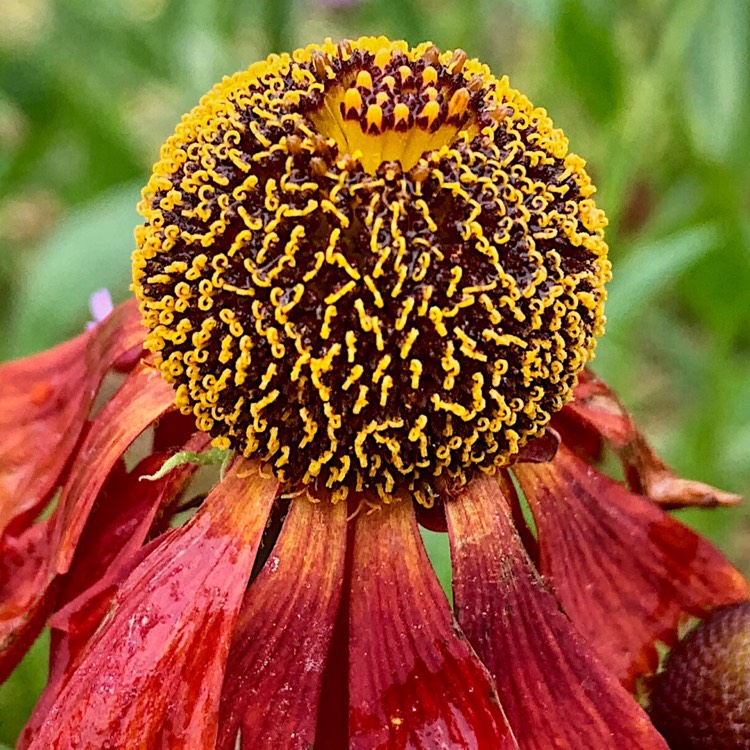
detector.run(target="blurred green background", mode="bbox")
[1,0,749,743]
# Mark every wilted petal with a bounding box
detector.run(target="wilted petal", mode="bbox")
[514,445,749,688]
[557,370,740,508]
[0,300,143,535]
[348,500,515,750]
[24,459,278,750]
[446,472,668,749]
[622,434,741,509]
[218,498,347,749]
[53,362,174,574]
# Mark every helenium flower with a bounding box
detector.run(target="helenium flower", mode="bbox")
[0,37,746,750]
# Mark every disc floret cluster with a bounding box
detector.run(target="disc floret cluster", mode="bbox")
[132,36,610,505]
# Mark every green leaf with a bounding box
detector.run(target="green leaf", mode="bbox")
[7,181,143,358]
[0,629,49,746]
[682,0,749,163]
[421,528,453,604]
[604,224,719,335]
[553,0,625,123]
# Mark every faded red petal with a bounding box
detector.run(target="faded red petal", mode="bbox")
[53,362,174,574]
[557,370,740,508]
[218,498,348,749]
[348,500,515,750]
[24,459,278,750]
[447,472,669,749]
[514,445,749,688]
[0,300,143,535]
[0,519,58,682]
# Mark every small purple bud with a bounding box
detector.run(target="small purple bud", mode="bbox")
[86,288,114,330]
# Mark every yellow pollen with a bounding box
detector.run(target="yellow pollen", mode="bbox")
[393,102,410,127]
[356,69,373,89]
[344,87,363,116]
[448,87,470,120]
[418,99,440,128]
[374,48,391,68]
[366,104,384,133]
[422,65,438,86]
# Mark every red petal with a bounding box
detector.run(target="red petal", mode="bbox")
[514,445,749,688]
[348,500,515,750]
[56,433,210,611]
[0,300,143,535]
[557,370,740,508]
[509,427,560,465]
[49,438,210,677]
[0,419,199,690]
[218,498,348,749]
[0,519,58,682]
[557,369,633,450]
[24,459,278,750]
[52,362,174,573]
[447,473,669,749]
[623,435,741,509]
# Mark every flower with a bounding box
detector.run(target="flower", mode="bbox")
[0,36,747,749]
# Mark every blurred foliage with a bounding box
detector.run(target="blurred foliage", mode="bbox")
[1,0,749,743]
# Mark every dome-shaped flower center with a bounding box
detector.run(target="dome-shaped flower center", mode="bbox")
[132,36,610,505]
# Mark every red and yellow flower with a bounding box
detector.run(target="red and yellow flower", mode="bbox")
[0,37,746,749]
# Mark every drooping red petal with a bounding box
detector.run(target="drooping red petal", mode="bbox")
[312,536,352,750]
[0,300,143,535]
[556,370,740,508]
[52,361,174,574]
[19,440,212,746]
[0,425,201,690]
[19,538,153,746]
[218,498,348,749]
[446,472,669,749]
[514,445,749,689]
[0,519,58,682]
[49,437,210,676]
[348,499,515,750]
[24,459,278,750]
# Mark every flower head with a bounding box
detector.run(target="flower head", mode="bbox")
[0,37,747,750]
[133,37,608,504]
